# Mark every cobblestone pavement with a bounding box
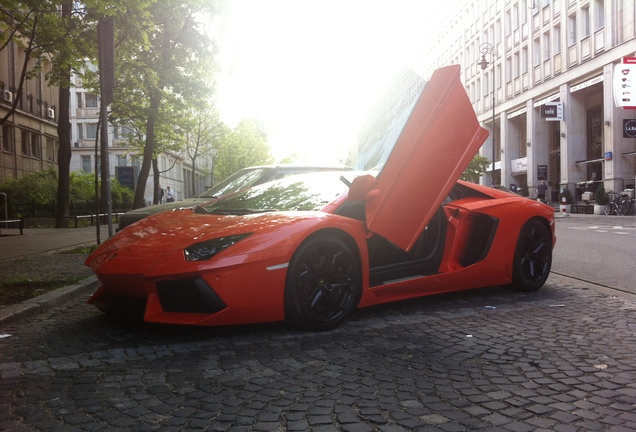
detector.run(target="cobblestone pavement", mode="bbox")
[1,274,635,431]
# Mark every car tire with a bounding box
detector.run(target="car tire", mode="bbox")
[508,219,552,292]
[284,233,362,331]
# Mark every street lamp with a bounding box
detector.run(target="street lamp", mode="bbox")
[478,42,497,186]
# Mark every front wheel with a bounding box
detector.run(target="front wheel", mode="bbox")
[604,203,613,216]
[284,234,362,331]
[618,198,630,216]
[508,219,552,292]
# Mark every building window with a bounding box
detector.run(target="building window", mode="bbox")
[117,155,127,166]
[505,10,511,36]
[81,155,92,172]
[554,25,561,55]
[522,47,529,73]
[533,37,541,67]
[543,32,551,61]
[31,134,40,159]
[120,125,134,138]
[86,123,98,139]
[47,138,57,162]
[2,125,13,152]
[581,6,590,38]
[506,57,512,83]
[76,92,83,109]
[594,0,604,29]
[568,13,577,46]
[21,130,29,155]
[77,124,84,140]
[85,93,98,108]
[518,116,527,158]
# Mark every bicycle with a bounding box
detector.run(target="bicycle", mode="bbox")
[604,191,631,216]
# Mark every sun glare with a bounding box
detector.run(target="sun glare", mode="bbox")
[215,0,446,165]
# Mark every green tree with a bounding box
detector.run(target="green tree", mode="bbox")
[182,104,227,198]
[461,155,491,183]
[214,119,273,182]
[108,0,219,209]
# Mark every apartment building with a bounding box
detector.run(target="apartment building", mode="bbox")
[357,0,636,205]
[0,40,60,180]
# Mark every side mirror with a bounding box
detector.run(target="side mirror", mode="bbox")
[348,174,379,202]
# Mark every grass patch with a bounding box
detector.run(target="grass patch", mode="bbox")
[59,244,98,254]
[0,276,87,305]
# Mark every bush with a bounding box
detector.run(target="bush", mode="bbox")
[558,186,574,204]
[594,183,609,205]
[0,170,134,217]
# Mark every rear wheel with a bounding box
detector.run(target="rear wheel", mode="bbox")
[284,234,361,331]
[508,219,552,292]
[618,197,630,216]
[604,203,612,215]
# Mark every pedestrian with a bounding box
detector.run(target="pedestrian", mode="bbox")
[158,185,164,204]
[166,186,175,203]
[537,179,548,203]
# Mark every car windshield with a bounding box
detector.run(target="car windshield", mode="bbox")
[195,172,354,215]
[198,168,267,199]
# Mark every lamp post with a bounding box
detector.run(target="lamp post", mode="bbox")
[478,42,497,186]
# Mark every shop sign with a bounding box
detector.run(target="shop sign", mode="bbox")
[604,151,613,161]
[537,164,547,180]
[571,75,603,93]
[115,166,136,190]
[540,102,563,121]
[613,57,636,109]
[511,157,527,174]
[624,119,636,138]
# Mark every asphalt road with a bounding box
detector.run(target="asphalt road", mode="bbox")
[552,214,636,293]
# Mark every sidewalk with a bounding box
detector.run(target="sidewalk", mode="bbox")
[0,225,102,260]
[0,225,103,327]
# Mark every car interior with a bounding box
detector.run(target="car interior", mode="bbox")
[336,182,498,287]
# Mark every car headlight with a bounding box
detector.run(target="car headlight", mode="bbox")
[184,233,252,261]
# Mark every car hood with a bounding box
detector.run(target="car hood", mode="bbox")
[91,208,322,261]
[349,65,489,252]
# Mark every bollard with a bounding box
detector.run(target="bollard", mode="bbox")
[560,196,569,216]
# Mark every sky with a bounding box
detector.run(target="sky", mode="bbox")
[213,0,449,166]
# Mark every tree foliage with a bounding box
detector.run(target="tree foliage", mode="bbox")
[107,0,220,208]
[461,155,491,183]
[0,0,148,226]
[181,104,226,197]
[214,119,273,182]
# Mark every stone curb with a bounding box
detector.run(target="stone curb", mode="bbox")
[0,276,100,328]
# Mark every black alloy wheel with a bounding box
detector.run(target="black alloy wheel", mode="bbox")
[508,219,552,291]
[284,234,362,331]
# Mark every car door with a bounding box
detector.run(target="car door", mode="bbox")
[350,65,489,252]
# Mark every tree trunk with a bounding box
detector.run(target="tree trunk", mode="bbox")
[133,91,160,209]
[152,158,160,204]
[54,3,72,228]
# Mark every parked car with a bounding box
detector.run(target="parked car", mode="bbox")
[86,65,555,331]
[117,164,352,230]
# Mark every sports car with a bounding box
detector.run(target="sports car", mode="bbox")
[86,65,555,331]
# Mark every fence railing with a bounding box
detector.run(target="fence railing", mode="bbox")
[0,199,132,220]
